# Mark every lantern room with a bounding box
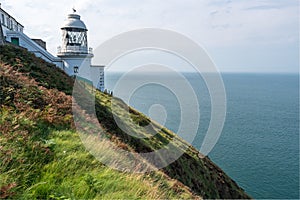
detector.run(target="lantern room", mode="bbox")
[58,13,89,55]
[56,10,104,91]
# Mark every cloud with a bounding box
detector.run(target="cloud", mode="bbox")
[1,0,298,72]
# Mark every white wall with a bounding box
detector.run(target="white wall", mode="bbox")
[5,31,63,68]
[1,7,105,91]
[62,56,105,90]
[62,56,92,77]
[0,9,23,33]
[90,66,105,91]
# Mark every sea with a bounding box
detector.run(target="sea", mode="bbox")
[105,72,299,199]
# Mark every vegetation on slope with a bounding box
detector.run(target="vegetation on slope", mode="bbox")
[0,45,195,199]
[0,45,250,199]
[83,85,250,199]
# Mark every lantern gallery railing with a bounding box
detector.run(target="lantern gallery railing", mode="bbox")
[57,46,93,54]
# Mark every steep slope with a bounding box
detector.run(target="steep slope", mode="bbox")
[0,45,250,199]
[0,45,196,199]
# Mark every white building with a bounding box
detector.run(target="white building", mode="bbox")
[0,6,23,35]
[0,5,63,67]
[0,5,104,91]
[57,13,105,91]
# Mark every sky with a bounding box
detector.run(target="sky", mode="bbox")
[1,0,299,73]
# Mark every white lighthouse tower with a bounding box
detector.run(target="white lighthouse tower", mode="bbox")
[57,11,104,91]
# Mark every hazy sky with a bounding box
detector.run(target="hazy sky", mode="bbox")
[1,0,299,73]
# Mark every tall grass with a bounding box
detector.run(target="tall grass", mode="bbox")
[0,45,196,199]
[21,130,193,199]
[0,44,250,199]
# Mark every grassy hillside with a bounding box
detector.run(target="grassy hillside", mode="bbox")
[0,45,250,199]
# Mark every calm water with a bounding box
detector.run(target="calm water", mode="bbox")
[106,72,299,199]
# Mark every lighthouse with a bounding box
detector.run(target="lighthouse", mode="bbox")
[0,7,104,91]
[57,11,105,91]
[0,5,105,91]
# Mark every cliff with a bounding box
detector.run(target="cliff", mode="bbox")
[0,45,250,199]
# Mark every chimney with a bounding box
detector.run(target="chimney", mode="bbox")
[32,39,47,50]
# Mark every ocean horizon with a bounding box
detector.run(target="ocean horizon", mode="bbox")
[106,72,299,199]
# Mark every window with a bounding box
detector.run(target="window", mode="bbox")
[74,66,79,73]
[6,17,10,28]
[1,14,4,25]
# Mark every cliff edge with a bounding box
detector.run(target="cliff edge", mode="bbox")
[0,45,250,199]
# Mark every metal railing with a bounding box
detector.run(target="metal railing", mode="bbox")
[57,46,93,54]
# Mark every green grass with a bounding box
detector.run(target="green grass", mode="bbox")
[0,44,250,199]
[87,83,250,199]
[0,45,74,95]
[0,109,193,199]
[21,130,191,199]
[0,45,196,199]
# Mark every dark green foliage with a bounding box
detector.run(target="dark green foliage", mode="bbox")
[0,45,196,199]
[0,45,74,95]
[0,109,55,198]
[92,90,250,199]
[0,45,250,199]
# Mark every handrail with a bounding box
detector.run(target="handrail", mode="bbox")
[57,46,93,54]
[12,31,60,62]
